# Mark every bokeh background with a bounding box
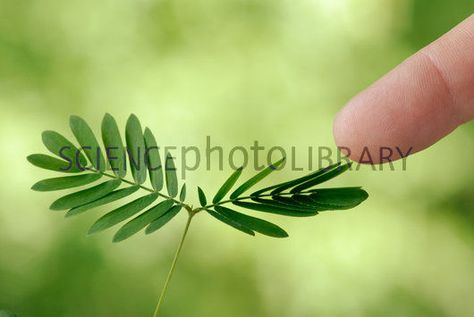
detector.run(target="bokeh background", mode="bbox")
[1,0,473,316]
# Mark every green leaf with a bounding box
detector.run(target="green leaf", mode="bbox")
[179,183,186,202]
[42,130,88,169]
[213,167,243,204]
[197,186,207,206]
[290,163,352,193]
[263,163,341,196]
[32,173,102,191]
[101,113,127,178]
[309,187,369,209]
[146,205,182,234]
[215,206,288,238]
[66,185,140,217]
[88,193,159,234]
[165,153,178,197]
[50,179,121,210]
[268,196,320,212]
[230,157,285,199]
[206,209,255,236]
[113,200,175,242]
[70,115,106,172]
[233,201,318,217]
[27,154,82,173]
[252,196,317,212]
[144,127,164,191]
[126,114,147,185]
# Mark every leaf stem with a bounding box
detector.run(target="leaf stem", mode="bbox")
[152,212,194,317]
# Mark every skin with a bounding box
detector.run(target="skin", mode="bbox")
[333,15,474,163]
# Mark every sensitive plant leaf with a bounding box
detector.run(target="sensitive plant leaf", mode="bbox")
[233,201,318,217]
[42,130,88,168]
[197,187,207,207]
[69,115,106,172]
[144,127,164,191]
[66,185,140,217]
[146,205,182,234]
[309,187,369,209]
[252,197,317,213]
[212,167,243,204]
[113,199,175,242]
[290,163,352,193]
[50,179,121,210]
[88,192,159,234]
[126,114,147,185]
[165,153,178,197]
[27,154,82,173]
[230,157,285,199]
[32,173,102,192]
[215,206,288,238]
[179,184,186,202]
[101,113,127,178]
[206,209,255,236]
[268,162,341,195]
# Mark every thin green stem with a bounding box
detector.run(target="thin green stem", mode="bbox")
[153,212,194,317]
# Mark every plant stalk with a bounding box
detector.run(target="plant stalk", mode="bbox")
[152,212,194,317]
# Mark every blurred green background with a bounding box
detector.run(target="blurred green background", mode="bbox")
[1,0,473,316]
